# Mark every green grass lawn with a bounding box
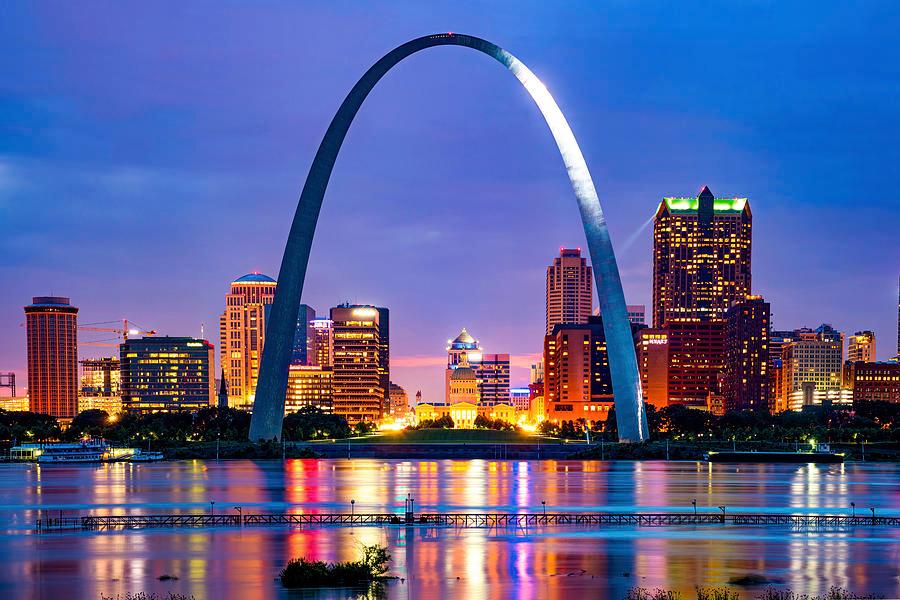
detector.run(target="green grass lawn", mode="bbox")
[340,429,580,445]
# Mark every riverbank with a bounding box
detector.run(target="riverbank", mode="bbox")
[152,436,900,461]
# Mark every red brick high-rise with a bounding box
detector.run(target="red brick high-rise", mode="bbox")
[25,296,79,418]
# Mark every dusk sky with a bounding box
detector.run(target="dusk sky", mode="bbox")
[2,1,898,402]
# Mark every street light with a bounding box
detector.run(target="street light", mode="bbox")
[870,507,876,519]
[210,501,215,516]
[718,505,726,522]
[541,500,546,516]
[850,502,855,517]
[234,506,242,517]
[351,499,355,517]
[692,499,697,515]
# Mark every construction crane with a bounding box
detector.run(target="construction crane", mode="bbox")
[79,319,157,347]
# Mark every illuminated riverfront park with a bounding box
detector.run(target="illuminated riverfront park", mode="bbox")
[2,3,900,599]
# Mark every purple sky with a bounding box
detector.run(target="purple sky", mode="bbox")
[1,2,898,402]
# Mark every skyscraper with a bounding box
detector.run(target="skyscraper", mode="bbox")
[311,317,334,367]
[477,353,510,406]
[651,187,752,407]
[723,296,770,412]
[848,331,876,363]
[781,326,845,410]
[543,315,614,425]
[285,364,333,413]
[768,329,803,413]
[330,305,385,423]
[25,296,79,418]
[120,336,215,413]
[546,248,592,335]
[78,357,122,415]
[292,305,316,365]
[652,187,752,326]
[219,273,276,409]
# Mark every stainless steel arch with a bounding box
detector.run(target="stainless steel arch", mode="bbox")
[249,33,649,442]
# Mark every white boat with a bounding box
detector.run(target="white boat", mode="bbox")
[129,450,164,462]
[35,439,111,463]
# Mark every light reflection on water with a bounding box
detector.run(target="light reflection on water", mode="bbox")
[0,459,897,599]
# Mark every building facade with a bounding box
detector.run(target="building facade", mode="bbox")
[842,361,900,403]
[723,296,770,412]
[781,327,845,410]
[311,318,334,367]
[219,273,276,409]
[292,305,317,365]
[652,187,752,327]
[330,305,385,423]
[637,328,669,409]
[79,357,122,415]
[285,364,333,413]
[25,296,79,418]
[848,331,876,363]
[389,382,409,418]
[546,248,592,335]
[120,336,215,413]
[543,316,614,425]
[477,353,510,406]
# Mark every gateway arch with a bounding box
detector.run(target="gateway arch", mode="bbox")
[249,33,649,443]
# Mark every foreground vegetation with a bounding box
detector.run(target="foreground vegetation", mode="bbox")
[280,544,390,589]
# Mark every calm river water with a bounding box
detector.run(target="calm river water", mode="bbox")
[0,459,897,599]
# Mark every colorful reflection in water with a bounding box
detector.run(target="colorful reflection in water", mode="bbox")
[0,460,897,599]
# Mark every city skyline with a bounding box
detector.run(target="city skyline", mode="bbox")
[2,3,899,405]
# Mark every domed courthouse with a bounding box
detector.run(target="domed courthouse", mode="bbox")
[414,329,517,427]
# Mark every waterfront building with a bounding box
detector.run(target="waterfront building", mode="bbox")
[120,336,215,413]
[665,320,726,408]
[768,330,803,413]
[848,331,876,363]
[311,318,334,367]
[651,187,752,409]
[510,386,531,412]
[79,357,122,414]
[219,273,276,409]
[543,316,614,425]
[477,353,510,406]
[723,296,770,412]
[285,364,333,413]
[637,329,669,409]
[0,396,29,412]
[389,382,409,418]
[330,305,384,423]
[292,305,317,365]
[781,326,845,410]
[448,354,480,405]
[652,187,752,326]
[414,401,478,429]
[25,296,79,418]
[546,248,593,335]
[842,361,900,403]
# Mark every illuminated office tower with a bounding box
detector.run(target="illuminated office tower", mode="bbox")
[637,329,669,409]
[543,316,614,425]
[652,186,752,326]
[219,273,276,409]
[311,318,334,367]
[781,325,845,410]
[769,329,803,412]
[723,296,770,412]
[651,186,752,407]
[79,357,122,415]
[120,336,215,413]
[285,364,333,413]
[595,304,646,326]
[25,296,79,418]
[842,361,900,403]
[330,305,385,423]
[477,354,510,406]
[292,305,316,365]
[546,248,592,335]
[848,331,876,363]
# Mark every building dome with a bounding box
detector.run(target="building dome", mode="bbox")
[449,328,478,350]
[450,353,477,381]
[233,273,276,284]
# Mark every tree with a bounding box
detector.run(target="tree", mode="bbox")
[66,410,111,440]
[282,407,351,441]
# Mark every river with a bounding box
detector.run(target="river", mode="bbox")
[0,459,897,599]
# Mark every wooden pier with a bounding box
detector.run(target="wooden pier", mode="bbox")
[34,511,900,532]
